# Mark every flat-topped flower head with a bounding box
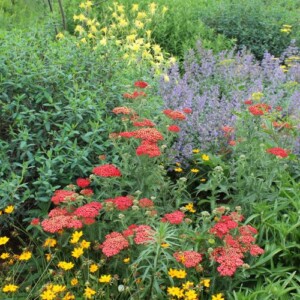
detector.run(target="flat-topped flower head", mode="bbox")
[266,147,289,158]
[92,164,122,177]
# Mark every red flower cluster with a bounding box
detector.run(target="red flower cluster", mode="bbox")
[266,147,289,158]
[133,119,155,127]
[105,196,133,211]
[173,251,202,268]
[272,121,292,129]
[74,202,102,218]
[244,99,253,105]
[51,190,78,205]
[138,198,154,208]
[134,128,164,143]
[163,109,186,120]
[92,164,122,177]
[136,141,161,157]
[161,210,185,224]
[183,107,192,114]
[112,106,134,115]
[248,103,271,116]
[168,125,180,132]
[76,178,91,188]
[133,225,154,244]
[80,188,94,196]
[134,81,148,88]
[41,215,83,233]
[101,232,129,257]
[210,212,264,276]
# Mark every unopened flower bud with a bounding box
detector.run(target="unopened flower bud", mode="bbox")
[118,214,125,219]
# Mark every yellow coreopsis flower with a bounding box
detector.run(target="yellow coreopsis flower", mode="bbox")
[251,92,264,101]
[19,251,32,261]
[191,168,199,173]
[84,287,96,299]
[45,253,52,261]
[40,289,56,300]
[117,5,124,13]
[75,25,85,34]
[135,20,144,29]
[123,257,130,263]
[70,231,83,244]
[81,239,91,249]
[161,243,169,248]
[4,205,14,214]
[167,286,184,298]
[52,285,66,293]
[63,292,75,300]
[99,274,112,283]
[184,289,198,300]
[80,38,87,44]
[100,38,107,46]
[2,284,18,293]
[0,236,10,245]
[77,13,87,21]
[184,203,196,213]
[163,74,170,82]
[201,154,210,161]
[43,238,57,248]
[152,44,161,54]
[58,261,74,271]
[132,4,139,12]
[119,19,128,27]
[200,278,211,288]
[212,293,225,300]
[137,11,147,19]
[149,2,157,14]
[71,247,84,259]
[56,32,65,40]
[71,278,78,286]
[0,252,10,259]
[175,167,183,172]
[182,281,194,290]
[89,264,99,273]
[192,149,200,154]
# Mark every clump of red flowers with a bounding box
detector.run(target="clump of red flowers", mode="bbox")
[76,178,91,188]
[161,210,185,224]
[134,81,148,88]
[248,103,271,116]
[105,196,133,211]
[136,141,161,157]
[168,125,180,132]
[51,190,78,205]
[266,147,289,158]
[163,109,186,120]
[92,164,122,177]
[101,232,129,257]
[174,251,202,268]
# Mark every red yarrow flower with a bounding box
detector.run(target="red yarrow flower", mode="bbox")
[80,188,94,196]
[138,198,154,208]
[76,178,91,188]
[41,215,83,233]
[31,218,40,226]
[163,109,186,120]
[133,119,155,127]
[168,125,180,132]
[173,251,202,268]
[244,99,253,105]
[51,190,78,205]
[112,106,134,115]
[183,107,192,114]
[105,196,133,211]
[248,103,271,116]
[136,141,161,157]
[74,202,102,218]
[161,210,185,225]
[133,225,154,245]
[134,81,148,88]
[101,232,129,257]
[92,164,122,177]
[266,147,289,158]
[134,128,164,143]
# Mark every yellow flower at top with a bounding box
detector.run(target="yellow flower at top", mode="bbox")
[58,261,74,271]
[84,287,96,299]
[251,92,264,101]
[168,268,187,279]
[192,149,200,154]
[212,293,225,300]
[19,251,32,261]
[174,167,183,173]
[200,278,211,288]
[70,231,83,244]
[0,236,10,246]
[201,154,210,161]
[0,252,10,259]
[137,11,147,19]
[2,284,18,293]
[4,205,14,214]
[149,2,157,14]
[71,247,84,259]
[167,286,184,298]
[89,264,99,273]
[191,168,199,173]
[79,1,92,9]
[184,203,196,213]
[99,274,112,283]
[43,238,57,248]
[132,4,139,12]
[56,32,65,40]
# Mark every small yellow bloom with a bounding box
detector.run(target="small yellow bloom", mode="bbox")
[184,289,198,299]
[87,33,95,39]
[162,6,168,14]
[118,19,128,27]
[192,149,200,154]
[164,74,170,82]
[201,154,210,161]
[89,264,99,273]
[19,251,32,261]
[161,243,169,248]
[152,44,161,54]
[2,284,18,293]
[168,268,187,279]
[200,178,206,182]
[100,38,107,46]
[135,20,144,29]
[52,285,66,293]
[4,205,14,214]
[167,286,184,298]
[191,168,199,173]
[184,203,196,213]
[200,278,211,288]
[71,278,78,286]
[99,274,112,283]
[149,3,157,14]
[70,231,83,244]
[182,281,194,290]
[74,25,85,34]
[132,4,139,12]
[43,238,57,248]
[212,293,225,300]
[56,32,65,40]
[80,38,87,44]
[251,92,264,101]
[84,287,96,299]
[71,247,84,259]
[137,11,147,19]
[117,5,124,13]
[40,289,56,300]
[174,168,183,172]
[63,292,75,300]
[81,239,91,249]
[0,252,10,259]
[58,261,74,271]
[45,253,52,261]
[123,257,130,263]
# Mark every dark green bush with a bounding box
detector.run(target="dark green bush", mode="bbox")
[0,29,130,213]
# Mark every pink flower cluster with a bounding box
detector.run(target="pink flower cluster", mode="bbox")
[92,164,122,177]
[122,224,154,245]
[101,232,129,257]
[74,202,102,218]
[173,251,202,268]
[161,210,185,224]
[51,190,78,205]
[105,196,134,211]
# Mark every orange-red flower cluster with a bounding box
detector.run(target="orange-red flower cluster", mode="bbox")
[105,196,133,211]
[266,147,289,158]
[92,164,122,177]
[173,251,202,268]
[51,190,78,205]
[248,103,271,116]
[163,109,186,120]
[101,232,129,257]
[161,210,185,224]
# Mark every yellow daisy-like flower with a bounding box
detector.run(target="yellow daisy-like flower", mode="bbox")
[161,243,169,248]
[123,257,130,263]
[192,149,200,154]
[251,92,264,101]
[81,240,91,249]
[63,292,75,300]
[132,4,139,12]
[0,252,10,259]
[45,253,52,261]
[43,238,57,248]
[71,278,78,286]
[89,264,99,273]
[191,168,199,173]
[200,278,211,288]
[167,286,184,298]
[99,274,112,283]
[40,289,56,300]
[184,203,196,213]
[201,154,210,161]
[18,251,32,261]
[182,281,194,290]
[184,289,198,300]
[84,287,96,299]
[71,247,84,259]
[4,205,14,214]
[137,11,147,19]
[212,293,225,300]
[168,268,187,279]
[74,25,85,34]
[70,231,83,244]
[58,261,74,271]
[52,285,66,293]
[174,168,183,172]
[2,284,18,293]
